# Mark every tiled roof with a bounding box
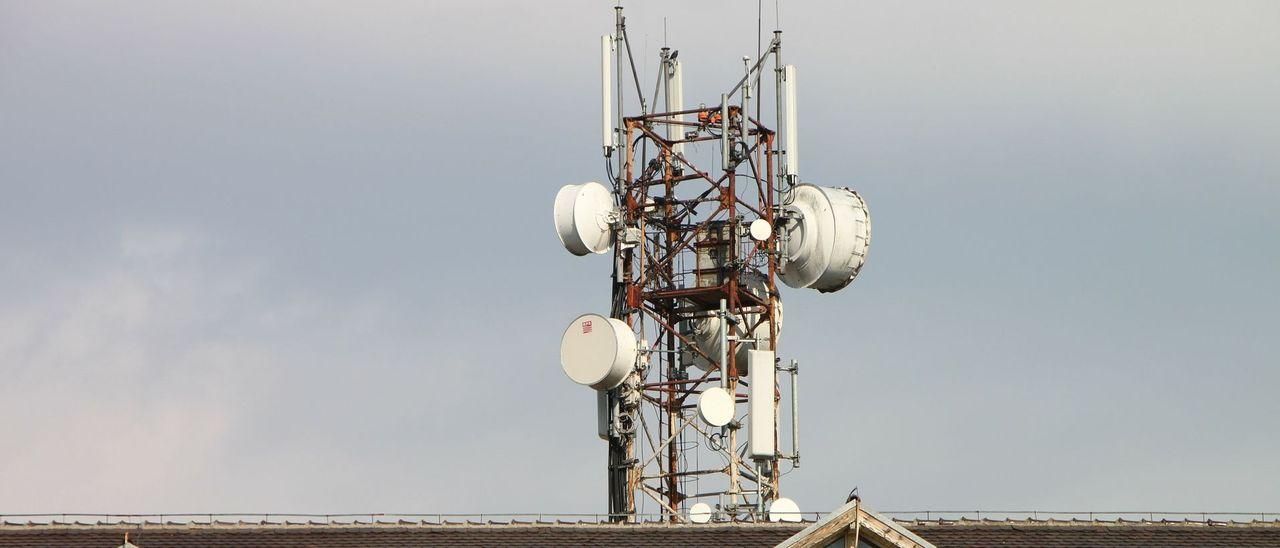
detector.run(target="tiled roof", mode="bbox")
[0,522,804,548]
[0,519,1278,547]
[906,519,1280,547]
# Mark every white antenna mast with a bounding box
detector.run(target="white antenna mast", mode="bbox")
[783,65,798,179]
[601,35,615,153]
[665,58,684,157]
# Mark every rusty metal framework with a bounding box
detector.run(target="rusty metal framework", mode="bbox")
[597,7,798,522]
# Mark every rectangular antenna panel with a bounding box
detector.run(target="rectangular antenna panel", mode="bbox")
[601,35,614,149]
[784,65,798,177]
[666,60,684,156]
[748,349,777,459]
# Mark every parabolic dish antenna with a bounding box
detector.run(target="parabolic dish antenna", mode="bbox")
[749,218,772,241]
[696,386,735,427]
[554,182,617,256]
[767,497,802,522]
[688,502,713,524]
[687,270,783,373]
[560,313,637,390]
[779,184,871,293]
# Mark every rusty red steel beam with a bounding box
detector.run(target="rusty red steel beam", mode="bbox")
[633,207,728,287]
[643,377,722,389]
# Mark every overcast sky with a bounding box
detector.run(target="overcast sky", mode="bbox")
[1,0,1277,516]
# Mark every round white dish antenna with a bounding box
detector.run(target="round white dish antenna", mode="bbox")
[554,182,617,256]
[778,184,871,293]
[688,502,713,524]
[767,497,802,522]
[696,387,735,427]
[560,313,637,390]
[749,218,772,241]
[687,271,783,374]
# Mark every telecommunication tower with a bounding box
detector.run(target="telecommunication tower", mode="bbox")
[553,5,871,523]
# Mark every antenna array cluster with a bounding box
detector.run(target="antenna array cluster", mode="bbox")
[551,5,871,524]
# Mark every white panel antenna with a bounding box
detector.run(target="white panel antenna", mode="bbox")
[784,65,798,178]
[666,59,684,156]
[748,349,777,459]
[601,35,614,151]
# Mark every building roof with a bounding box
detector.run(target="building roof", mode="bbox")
[0,522,799,548]
[1,519,1279,548]
[779,499,934,548]
[907,519,1280,548]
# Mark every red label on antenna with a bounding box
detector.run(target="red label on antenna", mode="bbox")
[582,320,593,334]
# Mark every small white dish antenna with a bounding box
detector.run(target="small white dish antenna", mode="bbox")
[768,497,802,522]
[696,386,735,427]
[749,218,772,241]
[779,184,871,293]
[554,182,617,256]
[560,313,637,390]
[688,502,713,524]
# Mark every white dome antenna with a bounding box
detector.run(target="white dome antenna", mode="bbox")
[768,497,802,522]
[688,502,713,524]
[696,387,735,427]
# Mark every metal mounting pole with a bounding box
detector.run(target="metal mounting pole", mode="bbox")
[789,359,800,465]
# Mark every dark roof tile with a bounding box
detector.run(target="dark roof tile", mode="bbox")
[0,521,1277,547]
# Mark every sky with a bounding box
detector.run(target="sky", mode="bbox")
[1,0,1277,516]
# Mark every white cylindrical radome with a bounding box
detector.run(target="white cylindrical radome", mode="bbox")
[553,181,616,256]
[779,184,871,292]
[666,59,684,156]
[813,187,871,292]
[601,35,614,150]
[560,313,637,391]
[748,349,776,459]
[783,65,798,178]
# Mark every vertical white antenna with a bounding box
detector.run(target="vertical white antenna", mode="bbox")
[601,34,614,152]
[721,93,730,169]
[783,64,798,178]
[666,60,684,157]
[748,349,777,458]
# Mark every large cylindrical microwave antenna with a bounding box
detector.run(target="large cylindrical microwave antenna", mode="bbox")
[666,59,684,156]
[554,182,617,255]
[560,313,637,391]
[778,184,872,292]
[783,65,798,178]
[601,35,614,151]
